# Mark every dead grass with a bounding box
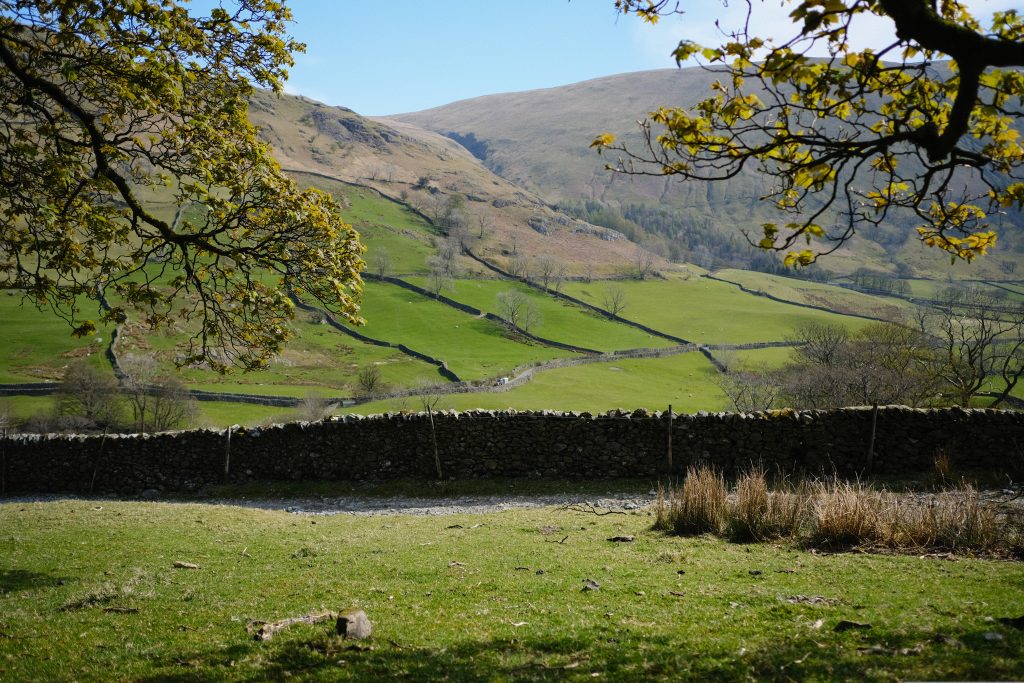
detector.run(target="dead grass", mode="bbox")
[655,466,727,535]
[656,467,1018,556]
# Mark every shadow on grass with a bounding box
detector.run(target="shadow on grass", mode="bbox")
[139,624,1023,682]
[0,569,71,594]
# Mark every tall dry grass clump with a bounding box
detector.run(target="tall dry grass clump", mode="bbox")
[808,479,888,547]
[886,484,1000,552]
[727,469,807,541]
[655,466,727,535]
[654,469,1014,556]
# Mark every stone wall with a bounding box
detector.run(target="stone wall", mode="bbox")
[2,406,1022,495]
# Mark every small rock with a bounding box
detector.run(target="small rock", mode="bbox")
[582,579,601,592]
[336,608,371,640]
[173,561,200,569]
[623,502,638,510]
[607,535,635,543]
[982,632,1005,642]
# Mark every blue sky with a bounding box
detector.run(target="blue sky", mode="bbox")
[272,0,1018,116]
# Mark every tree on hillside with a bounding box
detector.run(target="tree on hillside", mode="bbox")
[599,1,1024,267]
[602,284,628,316]
[497,290,542,336]
[924,287,1024,407]
[56,360,122,428]
[0,1,364,372]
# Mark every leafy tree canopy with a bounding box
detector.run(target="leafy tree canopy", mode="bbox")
[0,0,364,371]
[598,0,1024,266]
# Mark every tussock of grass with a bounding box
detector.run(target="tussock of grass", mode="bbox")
[727,469,806,542]
[655,466,726,535]
[657,468,1018,555]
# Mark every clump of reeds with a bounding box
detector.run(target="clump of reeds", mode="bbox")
[727,468,807,541]
[654,468,1013,556]
[655,466,727,535]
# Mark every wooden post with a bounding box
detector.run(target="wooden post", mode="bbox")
[1,427,6,496]
[224,426,232,483]
[89,428,108,494]
[866,402,878,474]
[666,404,674,474]
[427,406,442,479]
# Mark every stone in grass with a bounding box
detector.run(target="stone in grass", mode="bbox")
[336,608,372,640]
[607,535,635,543]
[582,579,601,592]
[173,561,200,569]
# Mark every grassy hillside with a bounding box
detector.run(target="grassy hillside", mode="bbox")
[391,68,1024,280]
[348,351,725,415]
[561,276,869,345]
[405,277,674,352]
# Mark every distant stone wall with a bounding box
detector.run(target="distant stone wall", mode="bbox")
[2,406,1022,495]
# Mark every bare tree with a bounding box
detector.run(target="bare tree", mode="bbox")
[476,213,490,239]
[634,246,656,280]
[925,288,1024,407]
[121,355,196,433]
[56,360,122,428]
[357,364,383,396]
[714,371,781,413]
[534,256,563,290]
[778,321,941,409]
[507,255,530,279]
[426,256,453,297]
[295,395,334,422]
[788,322,850,368]
[370,248,392,278]
[497,290,542,336]
[601,284,627,316]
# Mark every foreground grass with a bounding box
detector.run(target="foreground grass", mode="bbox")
[1,500,1022,681]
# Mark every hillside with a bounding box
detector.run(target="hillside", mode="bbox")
[389,68,1024,280]
[246,90,669,278]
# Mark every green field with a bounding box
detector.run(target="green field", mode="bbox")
[350,281,574,380]
[407,277,674,352]
[714,270,914,320]
[293,172,439,275]
[115,306,443,397]
[347,352,725,415]
[1,500,1021,682]
[0,292,116,384]
[562,277,869,344]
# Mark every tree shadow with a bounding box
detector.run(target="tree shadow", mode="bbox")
[0,569,72,594]
[138,623,1023,682]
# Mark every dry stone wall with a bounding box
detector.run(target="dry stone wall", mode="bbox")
[2,406,1022,494]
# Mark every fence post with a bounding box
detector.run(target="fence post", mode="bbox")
[866,403,878,474]
[1,427,6,496]
[89,428,107,494]
[666,404,673,474]
[427,406,442,479]
[224,426,232,483]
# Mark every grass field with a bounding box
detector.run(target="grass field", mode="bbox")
[406,277,674,352]
[1,499,1021,681]
[116,306,442,397]
[0,292,116,384]
[346,352,726,415]
[561,277,869,344]
[714,270,914,320]
[292,172,439,276]
[350,281,573,380]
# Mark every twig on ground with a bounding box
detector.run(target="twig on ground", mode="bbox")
[559,503,626,516]
[247,612,337,642]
